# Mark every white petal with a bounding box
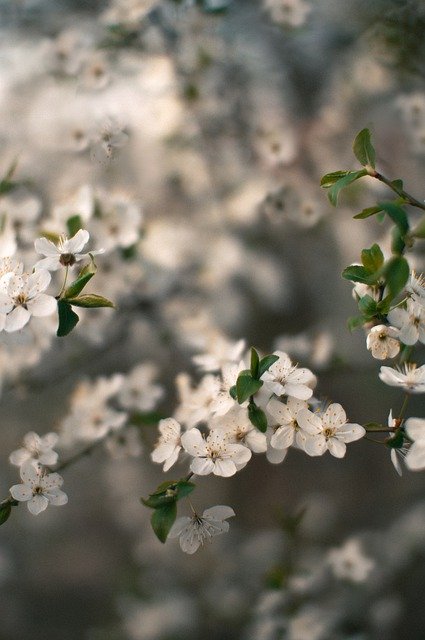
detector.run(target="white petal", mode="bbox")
[284,384,313,400]
[168,517,191,538]
[27,294,57,317]
[405,418,425,442]
[304,434,327,456]
[327,438,347,458]
[181,429,208,457]
[203,505,235,521]
[9,484,33,501]
[271,425,294,450]
[323,403,346,429]
[44,488,68,506]
[297,409,323,435]
[267,398,292,424]
[34,237,60,257]
[266,445,288,464]
[27,494,49,515]
[213,458,237,477]
[162,446,181,472]
[336,423,365,443]
[406,443,425,470]
[190,457,215,475]
[5,306,31,332]
[66,229,90,254]
[33,256,61,271]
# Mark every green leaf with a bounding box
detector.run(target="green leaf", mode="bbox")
[129,411,165,426]
[258,354,279,379]
[66,215,83,237]
[248,403,268,433]
[142,480,195,509]
[0,502,12,526]
[64,258,97,298]
[391,179,404,191]
[342,265,372,284]
[364,422,384,431]
[57,299,79,337]
[174,481,196,500]
[361,243,384,273]
[379,201,409,235]
[353,128,376,168]
[320,171,351,188]
[383,256,410,299]
[236,373,263,404]
[347,315,366,332]
[411,216,425,239]
[358,294,378,318]
[386,429,404,449]
[151,502,177,543]
[250,347,260,379]
[391,226,406,255]
[353,205,383,220]
[327,169,368,206]
[67,294,115,308]
[229,385,237,400]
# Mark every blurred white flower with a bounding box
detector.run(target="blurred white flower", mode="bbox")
[151,418,182,471]
[192,335,246,372]
[181,428,251,476]
[405,417,425,470]
[118,363,164,412]
[9,461,68,515]
[379,363,425,393]
[327,538,375,583]
[407,271,425,304]
[174,374,221,429]
[168,505,235,554]
[366,324,400,360]
[90,117,129,164]
[9,431,59,467]
[264,0,312,28]
[105,426,143,459]
[388,300,425,345]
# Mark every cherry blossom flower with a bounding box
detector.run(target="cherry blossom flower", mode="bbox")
[387,300,425,346]
[192,336,246,372]
[407,271,425,305]
[327,538,375,583]
[366,325,400,360]
[168,505,235,554]
[266,396,310,451]
[151,418,182,471]
[181,428,252,477]
[174,374,221,429]
[9,461,68,515]
[117,363,164,412]
[9,431,59,467]
[0,269,57,332]
[34,229,102,271]
[210,406,267,453]
[261,351,316,400]
[405,418,425,470]
[297,404,365,458]
[379,363,425,393]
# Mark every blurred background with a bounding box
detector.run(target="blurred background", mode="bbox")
[0,0,425,638]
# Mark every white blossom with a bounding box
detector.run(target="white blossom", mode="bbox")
[267,396,311,453]
[9,461,68,515]
[407,271,425,305]
[405,417,425,470]
[327,538,375,583]
[9,431,59,467]
[34,229,102,271]
[210,406,267,453]
[181,428,252,477]
[151,418,182,471]
[168,505,235,554]
[366,324,400,360]
[117,363,164,412]
[192,336,246,372]
[388,300,425,346]
[297,404,365,458]
[0,269,56,332]
[261,351,316,400]
[379,363,425,393]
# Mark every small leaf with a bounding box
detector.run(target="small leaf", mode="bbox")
[379,202,409,235]
[320,171,350,188]
[129,411,165,426]
[347,315,366,332]
[174,481,196,500]
[57,299,79,337]
[0,502,12,526]
[327,169,368,206]
[67,294,115,308]
[64,258,97,298]
[151,502,177,543]
[361,243,384,273]
[353,128,375,168]
[386,428,405,449]
[236,373,263,404]
[391,226,406,256]
[354,205,383,220]
[383,256,410,299]
[364,422,384,431]
[248,403,268,433]
[66,215,83,237]
[229,385,237,400]
[358,294,377,318]
[250,347,260,379]
[391,179,404,191]
[258,354,279,379]
[342,265,371,284]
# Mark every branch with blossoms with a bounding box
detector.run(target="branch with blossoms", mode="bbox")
[321,128,425,475]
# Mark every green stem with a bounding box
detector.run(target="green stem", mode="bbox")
[372,171,425,213]
[398,394,410,421]
[58,265,69,298]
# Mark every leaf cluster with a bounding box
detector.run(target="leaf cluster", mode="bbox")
[142,479,195,543]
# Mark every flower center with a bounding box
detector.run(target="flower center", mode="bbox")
[14,293,28,308]
[59,253,76,267]
[323,427,335,439]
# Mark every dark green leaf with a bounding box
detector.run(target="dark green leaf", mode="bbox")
[229,385,237,400]
[236,373,263,404]
[354,205,383,219]
[342,265,371,284]
[248,403,268,433]
[0,502,12,526]
[361,243,384,273]
[64,258,97,298]
[383,256,410,299]
[67,294,115,308]
[258,354,279,379]
[379,201,409,235]
[320,170,351,188]
[391,226,406,255]
[250,347,260,379]
[327,169,368,206]
[391,179,404,191]
[129,411,165,426]
[386,429,405,449]
[174,481,195,500]
[358,294,378,318]
[66,215,83,237]
[353,128,376,168]
[57,299,79,337]
[151,502,177,543]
